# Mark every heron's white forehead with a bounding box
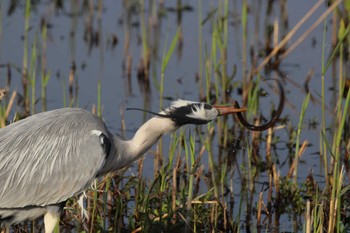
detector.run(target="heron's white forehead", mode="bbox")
[186,104,207,120]
[170,99,199,108]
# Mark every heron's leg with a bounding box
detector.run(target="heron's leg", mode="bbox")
[44,204,64,233]
[44,211,59,233]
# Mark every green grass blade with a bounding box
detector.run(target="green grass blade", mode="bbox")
[293,92,310,185]
[323,23,350,75]
[161,27,181,74]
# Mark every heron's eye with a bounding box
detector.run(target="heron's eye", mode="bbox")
[203,103,212,110]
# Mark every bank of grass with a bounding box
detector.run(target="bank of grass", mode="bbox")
[2,0,350,232]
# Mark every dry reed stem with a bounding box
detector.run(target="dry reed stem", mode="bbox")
[262,200,269,215]
[190,200,218,204]
[347,141,350,180]
[69,62,75,101]
[267,172,273,225]
[280,0,343,60]
[273,168,280,228]
[5,91,16,120]
[254,0,329,74]
[172,155,181,212]
[272,165,280,200]
[266,127,272,164]
[0,91,17,128]
[0,87,8,100]
[273,18,279,48]
[257,192,263,226]
[126,53,132,78]
[91,104,96,114]
[120,106,126,138]
[328,199,335,233]
[131,227,141,233]
[287,140,309,178]
[305,200,311,233]
[252,119,261,162]
[327,166,345,233]
[194,165,203,202]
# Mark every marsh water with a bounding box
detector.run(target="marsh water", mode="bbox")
[0,1,347,232]
[0,1,330,169]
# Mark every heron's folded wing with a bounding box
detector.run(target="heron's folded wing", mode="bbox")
[0,109,109,208]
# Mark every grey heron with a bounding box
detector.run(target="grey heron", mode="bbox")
[0,90,284,232]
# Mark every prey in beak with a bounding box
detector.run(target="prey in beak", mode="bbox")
[213,79,284,131]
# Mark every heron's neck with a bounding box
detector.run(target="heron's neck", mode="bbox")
[112,116,176,170]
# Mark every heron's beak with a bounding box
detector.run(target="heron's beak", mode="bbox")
[214,105,247,116]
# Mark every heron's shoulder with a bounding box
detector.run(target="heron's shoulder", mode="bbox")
[40,107,95,116]
[37,108,105,127]
[30,108,98,120]
[4,108,106,133]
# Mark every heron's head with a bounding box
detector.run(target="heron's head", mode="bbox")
[162,99,246,127]
[127,99,246,128]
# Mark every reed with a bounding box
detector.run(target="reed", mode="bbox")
[29,35,37,114]
[184,130,195,231]
[22,0,31,114]
[198,0,204,100]
[97,80,101,118]
[326,20,350,233]
[241,0,248,91]
[292,93,310,186]
[41,21,50,112]
[321,16,329,189]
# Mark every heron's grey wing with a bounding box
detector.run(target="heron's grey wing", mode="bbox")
[0,108,110,208]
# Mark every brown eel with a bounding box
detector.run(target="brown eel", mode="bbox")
[234,80,284,131]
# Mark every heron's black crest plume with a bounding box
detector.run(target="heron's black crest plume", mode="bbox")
[126,108,170,118]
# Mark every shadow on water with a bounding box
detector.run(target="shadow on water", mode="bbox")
[1,0,350,232]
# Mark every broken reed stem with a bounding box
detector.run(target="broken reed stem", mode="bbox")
[120,106,126,138]
[255,0,323,73]
[5,91,16,119]
[22,0,30,115]
[198,0,204,100]
[267,172,273,225]
[280,0,343,60]
[41,20,48,112]
[0,91,17,128]
[305,200,311,233]
[257,192,263,227]
[254,0,342,74]
[172,155,181,212]
[68,61,75,106]
[273,167,280,228]
[266,127,272,166]
[287,140,309,178]
[263,127,272,227]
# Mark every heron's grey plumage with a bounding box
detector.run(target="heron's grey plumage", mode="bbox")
[0,108,111,225]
